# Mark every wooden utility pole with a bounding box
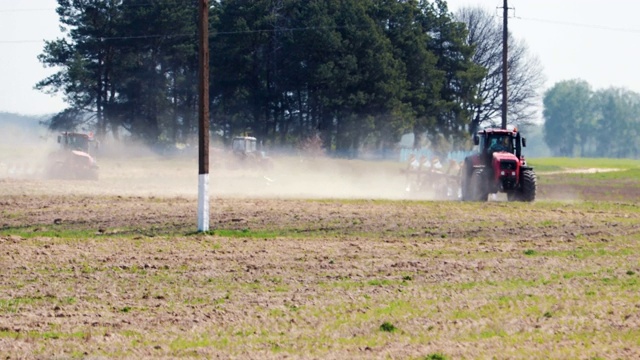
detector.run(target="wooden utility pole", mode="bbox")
[501,0,508,130]
[197,0,210,232]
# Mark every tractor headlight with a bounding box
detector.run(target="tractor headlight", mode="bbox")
[500,171,505,176]
[512,171,516,176]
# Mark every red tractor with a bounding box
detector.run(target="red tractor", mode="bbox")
[46,132,99,180]
[460,128,536,202]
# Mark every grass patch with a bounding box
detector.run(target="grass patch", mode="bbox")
[169,334,229,353]
[379,321,397,333]
[539,248,634,259]
[367,279,393,286]
[191,228,287,239]
[0,226,145,239]
[530,157,640,171]
[0,296,45,313]
[423,354,448,360]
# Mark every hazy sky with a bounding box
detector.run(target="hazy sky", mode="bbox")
[1,0,640,117]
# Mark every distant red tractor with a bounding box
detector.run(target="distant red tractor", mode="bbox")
[460,128,536,202]
[47,132,99,180]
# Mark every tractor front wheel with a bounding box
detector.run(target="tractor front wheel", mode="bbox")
[519,169,537,202]
[508,169,536,202]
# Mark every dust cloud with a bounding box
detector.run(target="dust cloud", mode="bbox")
[210,155,413,200]
[0,123,57,179]
[2,136,615,202]
[1,136,444,200]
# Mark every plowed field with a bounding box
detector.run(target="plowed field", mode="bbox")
[1,156,640,359]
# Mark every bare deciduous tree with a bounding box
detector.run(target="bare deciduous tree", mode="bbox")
[456,6,545,133]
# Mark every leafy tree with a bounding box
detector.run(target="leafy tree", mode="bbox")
[37,0,486,154]
[330,0,405,156]
[592,88,640,158]
[420,0,485,150]
[38,0,198,144]
[212,0,407,156]
[543,80,640,159]
[37,0,123,139]
[112,0,198,143]
[542,79,593,157]
[456,5,544,134]
[373,0,440,150]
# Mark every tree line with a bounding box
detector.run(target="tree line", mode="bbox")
[37,0,541,156]
[543,79,640,159]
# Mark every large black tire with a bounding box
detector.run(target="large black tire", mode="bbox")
[508,169,536,202]
[519,169,537,202]
[470,168,489,202]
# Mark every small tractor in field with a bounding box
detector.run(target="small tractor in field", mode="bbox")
[460,128,536,201]
[229,136,273,171]
[46,132,99,180]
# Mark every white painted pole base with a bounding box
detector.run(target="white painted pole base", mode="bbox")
[197,173,210,232]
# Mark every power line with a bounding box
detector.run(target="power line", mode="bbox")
[4,13,640,45]
[0,8,53,13]
[0,24,371,44]
[515,16,640,34]
[4,3,640,35]
[0,1,198,13]
[0,35,187,44]
[0,39,48,44]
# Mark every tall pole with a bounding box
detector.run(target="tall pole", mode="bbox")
[197,0,210,232]
[501,0,508,130]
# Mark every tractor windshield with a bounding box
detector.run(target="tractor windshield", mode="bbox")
[232,139,244,152]
[66,134,90,153]
[487,134,513,153]
[232,137,257,153]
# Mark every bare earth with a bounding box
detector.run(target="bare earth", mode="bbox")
[1,156,640,359]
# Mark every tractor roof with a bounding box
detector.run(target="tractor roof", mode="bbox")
[62,131,93,138]
[478,128,518,135]
[233,136,257,141]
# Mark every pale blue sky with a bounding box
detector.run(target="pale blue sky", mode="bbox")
[1,0,639,116]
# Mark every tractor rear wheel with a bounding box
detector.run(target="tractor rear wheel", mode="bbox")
[471,168,488,202]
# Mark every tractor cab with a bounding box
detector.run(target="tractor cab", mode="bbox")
[229,135,273,170]
[58,132,98,155]
[232,136,257,155]
[474,128,526,160]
